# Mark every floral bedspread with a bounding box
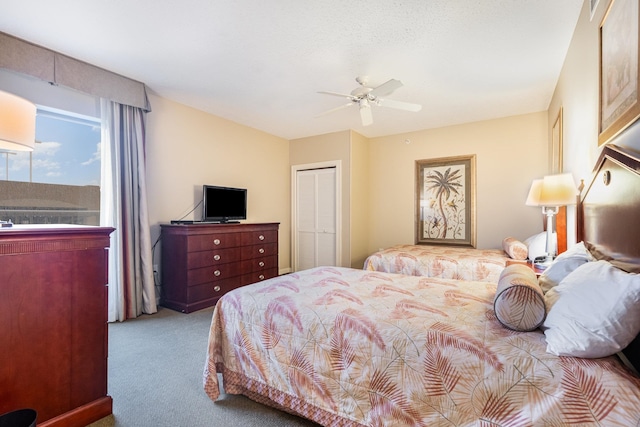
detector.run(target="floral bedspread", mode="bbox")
[363,244,508,282]
[204,267,640,426]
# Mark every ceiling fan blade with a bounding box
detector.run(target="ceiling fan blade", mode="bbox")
[369,79,403,98]
[318,91,353,99]
[315,102,354,117]
[359,102,373,126]
[377,98,422,112]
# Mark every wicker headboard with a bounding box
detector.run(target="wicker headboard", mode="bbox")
[577,144,640,372]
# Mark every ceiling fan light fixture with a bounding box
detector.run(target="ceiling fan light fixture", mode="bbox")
[359,99,373,126]
[317,76,422,126]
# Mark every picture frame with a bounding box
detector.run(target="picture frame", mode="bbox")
[550,107,563,174]
[415,155,476,247]
[599,0,640,146]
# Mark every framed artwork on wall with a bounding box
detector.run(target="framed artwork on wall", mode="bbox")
[599,0,640,145]
[415,155,476,247]
[551,107,563,174]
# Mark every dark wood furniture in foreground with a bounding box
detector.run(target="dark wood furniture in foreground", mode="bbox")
[0,225,114,427]
[160,222,279,313]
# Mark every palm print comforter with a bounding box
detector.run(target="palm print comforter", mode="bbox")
[363,244,508,282]
[203,267,640,426]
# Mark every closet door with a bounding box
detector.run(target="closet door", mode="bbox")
[295,167,337,270]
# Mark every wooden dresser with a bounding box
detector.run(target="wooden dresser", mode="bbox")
[0,225,114,427]
[160,222,279,313]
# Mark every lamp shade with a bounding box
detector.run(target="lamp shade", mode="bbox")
[526,173,577,207]
[525,179,544,206]
[0,90,36,152]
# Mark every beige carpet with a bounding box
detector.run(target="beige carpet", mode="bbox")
[87,306,318,427]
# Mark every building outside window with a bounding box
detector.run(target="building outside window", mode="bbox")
[0,107,101,225]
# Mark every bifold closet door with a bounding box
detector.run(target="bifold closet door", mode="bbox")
[295,167,337,271]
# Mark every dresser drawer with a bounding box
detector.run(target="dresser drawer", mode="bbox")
[187,232,241,251]
[240,256,278,273]
[241,229,277,246]
[187,263,243,286]
[188,276,240,303]
[241,268,278,286]
[240,242,277,260]
[188,247,241,269]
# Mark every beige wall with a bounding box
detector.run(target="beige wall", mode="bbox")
[548,0,640,245]
[548,0,599,246]
[0,77,560,274]
[289,130,352,267]
[367,112,549,253]
[349,130,370,268]
[145,94,292,273]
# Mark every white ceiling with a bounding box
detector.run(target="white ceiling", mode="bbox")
[1,0,583,140]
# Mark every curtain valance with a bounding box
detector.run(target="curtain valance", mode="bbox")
[0,32,150,111]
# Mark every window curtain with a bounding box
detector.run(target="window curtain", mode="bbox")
[101,98,157,322]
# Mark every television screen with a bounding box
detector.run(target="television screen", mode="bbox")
[202,185,247,223]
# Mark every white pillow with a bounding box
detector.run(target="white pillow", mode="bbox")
[538,241,592,293]
[543,260,640,358]
[524,232,554,261]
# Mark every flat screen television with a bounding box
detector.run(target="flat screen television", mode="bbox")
[202,185,247,223]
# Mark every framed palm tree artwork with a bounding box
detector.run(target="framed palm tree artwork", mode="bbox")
[415,155,476,247]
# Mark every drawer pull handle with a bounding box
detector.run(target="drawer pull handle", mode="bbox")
[259,274,265,280]
[259,248,265,254]
[213,254,221,261]
[259,234,265,241]
[214,285,221,292]
[259,261,265,267]
[213,239,221,245]
[214,270,221,277]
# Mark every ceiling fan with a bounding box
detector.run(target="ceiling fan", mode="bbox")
[317,76,422,126]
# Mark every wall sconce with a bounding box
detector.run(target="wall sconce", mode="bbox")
[526,173,577,268]
[0,90,36,152]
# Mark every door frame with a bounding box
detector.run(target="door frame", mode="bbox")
[291,160,342,271]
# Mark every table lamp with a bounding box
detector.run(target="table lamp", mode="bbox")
[0,90,36,152]
[526,173,577,268]
[0,90,35,227]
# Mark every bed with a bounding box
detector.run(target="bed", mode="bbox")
[362,244,510,282]
[362,215,568,282]
[204,144,640,425]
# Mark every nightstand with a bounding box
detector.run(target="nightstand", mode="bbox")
[505,259,544,276]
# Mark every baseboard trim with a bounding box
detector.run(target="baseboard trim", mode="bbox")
[39,396,112,427]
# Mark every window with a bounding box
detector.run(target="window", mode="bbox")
[0,107,101,225]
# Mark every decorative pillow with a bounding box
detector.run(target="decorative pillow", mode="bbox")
[502,237,528,260]
[538,241,592,293]
[494,264,546,331]
[524,232,554,261]
[543,260,640,358]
